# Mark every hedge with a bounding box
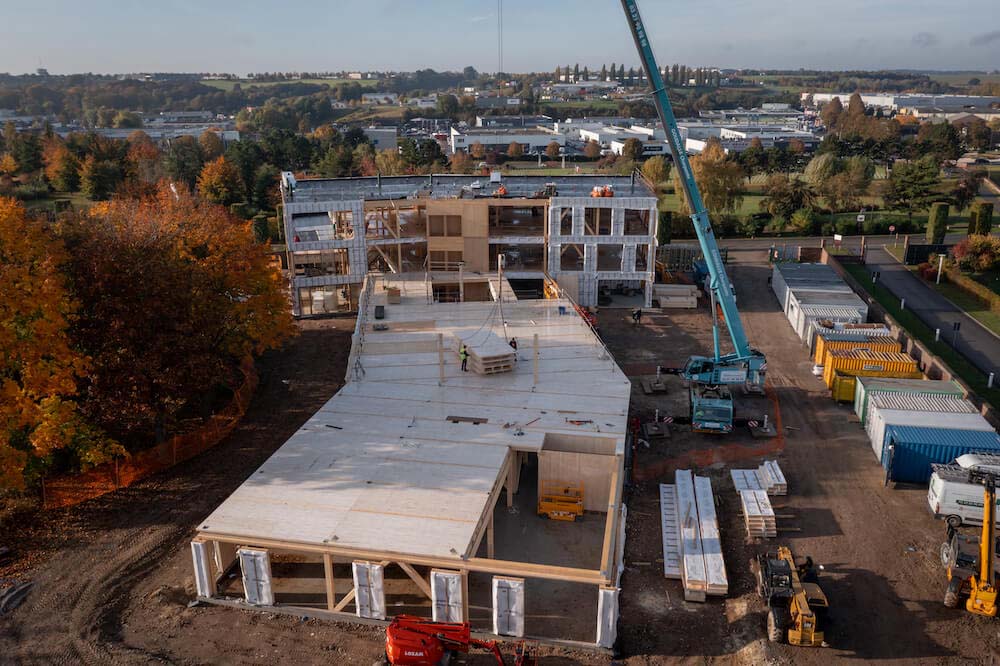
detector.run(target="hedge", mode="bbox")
[926,202,949,244]
[944,265,1000,315]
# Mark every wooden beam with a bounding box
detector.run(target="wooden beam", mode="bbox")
[599,458,623,583]
[466,450,511,559]
[333,588,356,612]
[461,570,470,622]
[487,511,495,559]
[397,562,432,600]
[323,553,336,612]
[374,244,399,273]
[198,531,605,585]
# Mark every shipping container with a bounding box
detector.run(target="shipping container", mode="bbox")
[771,263,842,312]
[789,293,868,341]
[822,349,920,388]
[853,377,965,424]
[883,425,1000,484]
[813,335,900,367]
[864,393,977,443]
[808,321,890,357]
[868,408,994,463]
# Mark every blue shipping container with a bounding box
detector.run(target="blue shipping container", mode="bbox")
[881,425,1000,484]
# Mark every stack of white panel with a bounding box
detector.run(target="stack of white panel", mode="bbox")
[673,470,727,601]
[739,490,777,538]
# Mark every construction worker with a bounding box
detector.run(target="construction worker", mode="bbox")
[632,308,642,325]
[459,344,469,372]
[509,337,518,351]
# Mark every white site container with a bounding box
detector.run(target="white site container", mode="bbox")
[868,408,994,463]
[771,263,844,315]
[853,377,964,424]
[863,393,977,443]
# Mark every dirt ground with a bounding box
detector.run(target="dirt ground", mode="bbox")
[3,251,1000,665]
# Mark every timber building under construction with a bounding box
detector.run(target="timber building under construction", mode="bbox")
[190,269,632,647]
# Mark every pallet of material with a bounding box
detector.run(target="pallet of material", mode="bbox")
[653,284,700,297]
[452,329,517,375]
[739,490,777,538]
[757,461,787,495]
[674,470,728,601]
[659,484,682,579]
[655,296,698,309]
[730,460,787,496]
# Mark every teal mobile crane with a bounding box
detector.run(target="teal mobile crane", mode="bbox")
[621,0,766,432]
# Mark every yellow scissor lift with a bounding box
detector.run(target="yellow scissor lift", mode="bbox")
[537,482,584,522]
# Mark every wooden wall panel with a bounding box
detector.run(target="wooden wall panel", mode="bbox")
[538,450,615,512]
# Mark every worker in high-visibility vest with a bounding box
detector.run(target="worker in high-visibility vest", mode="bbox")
[459,345,469,372]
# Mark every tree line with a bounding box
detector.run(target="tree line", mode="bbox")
[0,189,294,489]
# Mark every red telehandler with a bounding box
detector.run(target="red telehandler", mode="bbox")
[383,615,535,666]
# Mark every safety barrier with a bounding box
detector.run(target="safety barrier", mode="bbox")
[41,358,258,509]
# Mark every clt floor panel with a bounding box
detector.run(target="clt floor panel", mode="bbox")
[198,275,630,564]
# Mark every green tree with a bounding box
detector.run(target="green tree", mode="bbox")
[164,135,205,188]
[673,138,744,217]
[375,148,407,175]
[760,174,818,220]
[112,111,142,129]
[641,155,670,185]
[885,156,941,222]
[251,163,281,210]
[436,94,459,116]
[915,122,961,161]
[657,211,672,245]
[79,156,122,201]
[803,153,843,184]
[969,201,994,236]
[621,138,644,161]
[926,202,949,243]
[950,170,985,212]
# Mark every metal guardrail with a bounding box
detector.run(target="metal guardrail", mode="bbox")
[345,275,375,383]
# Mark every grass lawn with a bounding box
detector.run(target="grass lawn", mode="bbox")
[336,106,406,123]
[22,191,92,212]
[657,190,767,218]
[930,281,1000,337]
[842,262,1000,410]
[200,78,380,91]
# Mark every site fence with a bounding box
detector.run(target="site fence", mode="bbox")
[41,357,259,509]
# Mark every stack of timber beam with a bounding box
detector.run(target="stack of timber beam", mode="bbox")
[652,284,699,309]
[452,329,516,375]
[659,484,682,579]
[729,461,787,496]
[756,461,787,495]
[738,490,777,538]
[673,470,728,601]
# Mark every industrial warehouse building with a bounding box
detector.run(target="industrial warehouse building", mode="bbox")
[279,173,659,315]
[191,274,631,647]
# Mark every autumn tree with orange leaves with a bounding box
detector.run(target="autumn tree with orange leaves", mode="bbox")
[56,185,294,446]
[0,198,120,489]
[197,156,244,206]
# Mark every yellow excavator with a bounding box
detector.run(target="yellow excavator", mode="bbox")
[756,546,828,646]
[942,469,998,616]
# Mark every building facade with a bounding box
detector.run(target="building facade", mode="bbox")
[279,174,658,316]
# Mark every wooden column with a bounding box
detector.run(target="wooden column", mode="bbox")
[533,333,539,386]
[323,553,336,612]
[438,333,445,385]
[461,570,470,622]
[487,511,495,559]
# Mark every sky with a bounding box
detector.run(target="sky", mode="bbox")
[2,0,999,75]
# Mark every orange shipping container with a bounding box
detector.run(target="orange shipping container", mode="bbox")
[822,349,921,388]
[813,335,901,366]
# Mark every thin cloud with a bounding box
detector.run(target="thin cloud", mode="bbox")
[912,32,938,48]
[970,30,1000,46]
[469,14,493,23]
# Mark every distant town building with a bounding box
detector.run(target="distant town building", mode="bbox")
[448,127,563,155]
[362,127,398,152]
[362,92,399,105]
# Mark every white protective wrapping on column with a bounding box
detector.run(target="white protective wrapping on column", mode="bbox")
[596,586,619,648]
[190,540,213,598]
[352,561,386,620]
[238,547,274,606]
[430,569,463,623]
[492,576,525,637]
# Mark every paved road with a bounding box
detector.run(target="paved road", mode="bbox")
[864,245,1000,380]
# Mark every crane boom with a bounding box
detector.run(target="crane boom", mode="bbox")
[620,0,764,385]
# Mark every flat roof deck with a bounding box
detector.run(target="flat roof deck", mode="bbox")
[198,276,631,563]
[284,174,655,203]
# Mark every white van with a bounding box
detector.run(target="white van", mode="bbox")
[927,464,1000,528]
